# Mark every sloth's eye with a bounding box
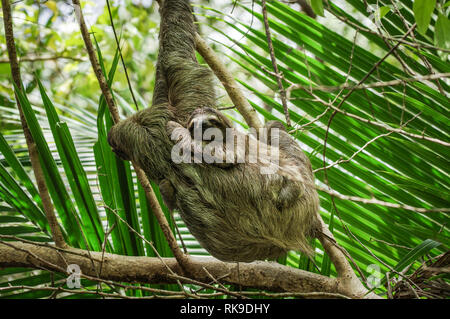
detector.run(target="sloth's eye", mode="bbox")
[208,119,220,127]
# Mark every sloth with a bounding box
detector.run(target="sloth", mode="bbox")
[107,0,320,262]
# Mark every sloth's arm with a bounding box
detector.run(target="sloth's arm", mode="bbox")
[167,120,236,168]
[159,179,177,211]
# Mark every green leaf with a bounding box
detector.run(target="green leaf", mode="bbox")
[413,0,437,35]
[378,6,391,20]
[138,181,175,258]
[0,167,50,236]
[37,78,106,251]
[0,132,41,209]
[380,239,441,286]
[13,83,84,247]
[309,0,324,17]
[394,224,449,243]
[0,63,12,78]
[94,44,144,256]
[320,206,336,276]
[435,13,450,60]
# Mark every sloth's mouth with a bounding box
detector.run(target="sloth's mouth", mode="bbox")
[107,129,131,161]
[113,149,130,161]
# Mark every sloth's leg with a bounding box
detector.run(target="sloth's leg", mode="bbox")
[159,0,216,123]
[159,178,189,253]
[276,178,303,210]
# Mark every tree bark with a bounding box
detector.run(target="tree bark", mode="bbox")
[0,241,380,298]
[1,0,66,248]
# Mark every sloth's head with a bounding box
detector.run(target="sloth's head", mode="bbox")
[107,108,170,163]
[107,108,172,182]
[108,124,132,161]
[187,107,233,140]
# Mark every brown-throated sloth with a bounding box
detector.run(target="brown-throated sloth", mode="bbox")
[107,0,320,262]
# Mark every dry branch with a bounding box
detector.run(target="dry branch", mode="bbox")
[0,55,85,63]
[261,0,291,126]
[0,241,380,298]
[1,0,66,248]
[316,186,450,213]
[289,72,450,92]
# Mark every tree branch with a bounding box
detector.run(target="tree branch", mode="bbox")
[0,241,380,298]
[1,0,66,248]
[261,0,290,126]
[316,186,450,213]
[288,72,450,92]
[0,55,85,63]
[296,0,316,18]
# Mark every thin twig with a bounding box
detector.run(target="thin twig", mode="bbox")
[202,266,231,292]
[288,107,330,133]
[325,101,450,147]
[261,0,290,126]
[101,204,185,290]
[369,238,412,250]
[167,273,248,299]
[71,0,120,122]
[0,55,85,63]
[288,72,450,92]
[240,290,350,299]
[105,0,140,110]
[326,3,450,53]
[321,24,418,212]
[316,186,450,213]
[323,23,418,176]
[297,81,448,146]
[171,212,188,254]
[315,112,422,173]
[389,0,446,96]
[344,227,426,298]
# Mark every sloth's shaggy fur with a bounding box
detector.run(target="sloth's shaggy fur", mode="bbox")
[107,0,320,262]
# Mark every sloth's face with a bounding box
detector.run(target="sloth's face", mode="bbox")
[188,115,223,139]
[187,108,232,140]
